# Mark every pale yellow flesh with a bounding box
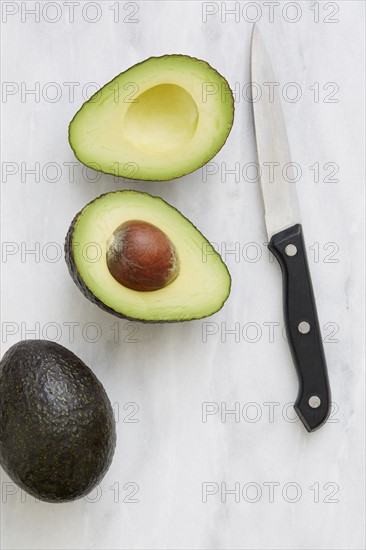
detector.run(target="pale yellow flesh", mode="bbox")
[122,84,199,154]
[71,191,231,321]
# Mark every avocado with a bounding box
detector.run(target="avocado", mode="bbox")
[0,340,116,503]
[69,55,234,181]
[65,190,231,322]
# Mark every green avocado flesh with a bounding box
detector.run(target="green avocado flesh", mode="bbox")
[65,190,231,322]
[69,55,234,181]
[0,340,116,503]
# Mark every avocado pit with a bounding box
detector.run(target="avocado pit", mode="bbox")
[106,220,179,291]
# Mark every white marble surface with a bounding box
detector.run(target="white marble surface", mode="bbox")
[0,1,365,549]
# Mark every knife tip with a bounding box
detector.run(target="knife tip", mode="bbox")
[250,24,260,75]
[251,22,261,48]
[250,23,261,60]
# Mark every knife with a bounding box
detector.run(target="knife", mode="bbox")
[250,26,331,432]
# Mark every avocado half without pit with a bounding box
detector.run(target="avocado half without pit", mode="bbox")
[69,55,235,181]
[65,191,231,322]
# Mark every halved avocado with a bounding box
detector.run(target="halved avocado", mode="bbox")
[69,55,234,181]
[65,191,231,322]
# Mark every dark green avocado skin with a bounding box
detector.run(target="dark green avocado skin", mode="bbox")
[0,340,116,503]
[64,192,232,324]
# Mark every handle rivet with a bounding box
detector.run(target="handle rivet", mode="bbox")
[309,396,321,408]
[285,244,297,257]
[298,321,311,334]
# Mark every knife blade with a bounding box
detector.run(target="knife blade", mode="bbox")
[250,25,331,432]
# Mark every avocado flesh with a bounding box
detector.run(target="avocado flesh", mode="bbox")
[65,190,231,322]
[69,55,234,181]
[0,340,116,503]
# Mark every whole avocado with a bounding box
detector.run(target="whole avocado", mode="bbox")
[0,340,116,503]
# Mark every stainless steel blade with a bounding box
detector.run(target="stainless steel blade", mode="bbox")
[251,25,301,239]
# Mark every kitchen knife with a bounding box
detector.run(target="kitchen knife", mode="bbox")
[250,26,331,432]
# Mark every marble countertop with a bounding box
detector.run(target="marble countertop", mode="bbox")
[1,1,365,549]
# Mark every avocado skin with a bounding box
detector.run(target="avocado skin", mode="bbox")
[0,340,116,503]
[64,191,232,323]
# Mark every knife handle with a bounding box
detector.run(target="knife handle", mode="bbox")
[268,224,331,432]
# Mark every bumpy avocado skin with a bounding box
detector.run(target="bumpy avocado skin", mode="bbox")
[0,340,116,503]
[64,192,232,323]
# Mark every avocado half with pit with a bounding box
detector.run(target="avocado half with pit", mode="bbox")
[69,55,234,181]
[65,191,231,322]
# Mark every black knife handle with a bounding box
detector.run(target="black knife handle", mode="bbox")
[268,224,331,432]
